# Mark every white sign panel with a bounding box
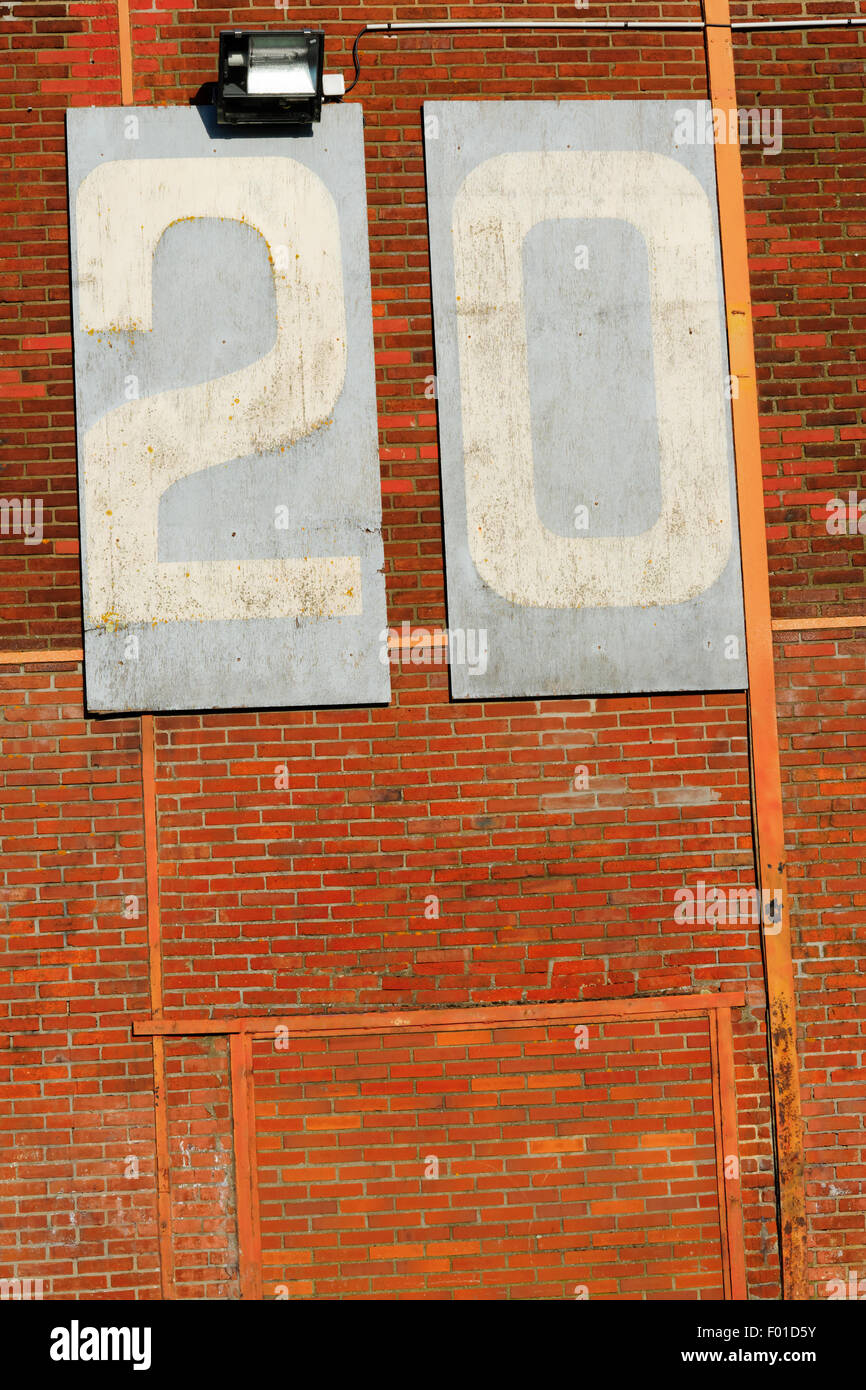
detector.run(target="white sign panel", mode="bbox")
[424,101,747,699]
[67,105,389,712]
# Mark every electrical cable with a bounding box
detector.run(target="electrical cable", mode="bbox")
[342,13,866,93]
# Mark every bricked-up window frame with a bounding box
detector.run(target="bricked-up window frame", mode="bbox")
[136,991,746,1301]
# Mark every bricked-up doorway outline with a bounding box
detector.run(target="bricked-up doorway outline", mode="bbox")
[136,991,746,1300]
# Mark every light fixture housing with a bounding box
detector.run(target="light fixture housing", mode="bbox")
[217,30,326,126]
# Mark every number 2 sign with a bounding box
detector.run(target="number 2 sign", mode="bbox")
[67,105,388,713]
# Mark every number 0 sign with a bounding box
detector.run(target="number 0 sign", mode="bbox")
[424,101,747,699]
[67,106,388,713]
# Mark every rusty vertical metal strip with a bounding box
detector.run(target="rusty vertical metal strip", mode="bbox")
[116,0,134,104]
[707,1013,733,1299]
[151,1034,174,1299]
[141,714,174,1299]
[244,1032,263,1295]
[115,0,170,1297]
[716,1008,748,1299]
[230,1033,263,1300]
[140,717,163,1017]
[702,0,807,1299]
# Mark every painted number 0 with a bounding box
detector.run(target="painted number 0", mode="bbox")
[452,151,733,609]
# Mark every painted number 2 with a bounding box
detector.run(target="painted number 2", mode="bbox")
[75,157,361,628]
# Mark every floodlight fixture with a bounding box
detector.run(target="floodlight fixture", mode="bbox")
[216,31,344,126]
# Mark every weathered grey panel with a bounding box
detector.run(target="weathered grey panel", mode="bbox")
[67,104,389,712]
[424,101,748,700]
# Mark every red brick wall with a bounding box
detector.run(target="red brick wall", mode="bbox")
[1,1,863,1300]
[155,693,758,1015]
[165,1035,238,1299]
[0,662,158,1298]
[254,1016,730,1301]
[776,628,866,1300]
